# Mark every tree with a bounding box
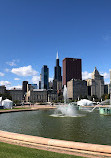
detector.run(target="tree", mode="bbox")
[13,100,21,104]
[101,94,110,101]
[0,93,12,100]
[91,95,98,101]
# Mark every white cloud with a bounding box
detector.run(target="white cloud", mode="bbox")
[6,60,17,66]
[32,76,40,85]
[105,81,110,85]
[31,76,53,85]
[0,72,5,76]
[82,71,110,83]
[82,71,92,80]
[100,72,110,79]
[0,81,11,86]
[7,85,22,90]
[5,68,10,72]
[14,78,20,81]
[11,65,37,76]
[49,77,53,82]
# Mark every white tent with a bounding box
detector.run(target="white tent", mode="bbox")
[77,99,93,106]
[0,97,2,106]
[2,99,13,109]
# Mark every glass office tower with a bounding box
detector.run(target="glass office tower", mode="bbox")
[41,65,49,89]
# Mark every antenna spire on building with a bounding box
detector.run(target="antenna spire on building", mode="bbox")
[56,51,59,59]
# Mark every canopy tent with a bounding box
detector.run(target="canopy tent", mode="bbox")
[2,99,13,109]
[0,97,2,106]
[77,99,93,106]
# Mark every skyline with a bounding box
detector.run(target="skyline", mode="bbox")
[0,0,111,89]
[0,53,110,89]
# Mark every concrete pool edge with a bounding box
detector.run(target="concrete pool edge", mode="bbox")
[0,130,111,158]
[0,105,56,114]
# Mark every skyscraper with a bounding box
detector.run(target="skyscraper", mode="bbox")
[22,81,28,100]
[54,52,62,81]
[41,65,49,89]
[63,58,82,86]
[53,52,62,90]
[86,67,104,98]
[39,74,41,89]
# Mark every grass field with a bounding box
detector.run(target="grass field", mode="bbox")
[0,142,83,158]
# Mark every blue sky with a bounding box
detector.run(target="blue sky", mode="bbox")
[0,0,111,89]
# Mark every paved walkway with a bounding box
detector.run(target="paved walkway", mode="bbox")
[0,105,56,113]
[0,130,111,158]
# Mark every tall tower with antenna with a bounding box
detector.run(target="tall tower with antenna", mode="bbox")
[54,51,62,81]
[53,51,62,91]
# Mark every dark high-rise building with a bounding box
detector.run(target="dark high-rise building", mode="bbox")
[63,58,82,86]
[28,84,37,91]
[41,65,49,89]
[53,52,62,91]
[39,81,41,89]
[39,74,41,89]
[22,81,28,93]
[22,81,28,100]
[54,52,62,81]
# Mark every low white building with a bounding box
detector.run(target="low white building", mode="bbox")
[77,99,93,106]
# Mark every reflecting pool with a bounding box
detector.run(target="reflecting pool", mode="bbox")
[0,109,111,145]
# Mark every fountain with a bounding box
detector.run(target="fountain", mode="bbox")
[97,99,111,115]
[50,85,85,117]
[63,85,67,104]
[90,104,99,112]
[99,99,110,105]
[77,99,111,114]
[50,103,85,117]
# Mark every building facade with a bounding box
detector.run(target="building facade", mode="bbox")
[41,65,49,89]
[28,84,37,91]
[29,89,47,103]
[67,79,87,100]
[48,90,58,102]
[0,86,6,94]
[108,69,111,94]
[49,81,53,89]
[9,89,23,102]
[63,58,82,86]
[104,85,108,94]
[86,67,104,99]
[26,89,58,103]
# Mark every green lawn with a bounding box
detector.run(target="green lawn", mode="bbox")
[0,142,83,158]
